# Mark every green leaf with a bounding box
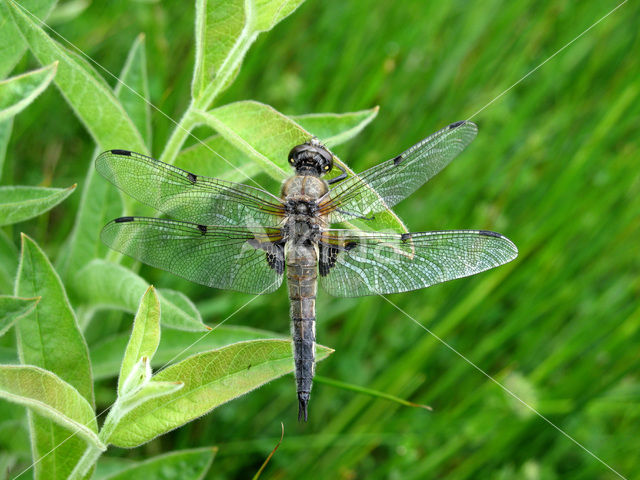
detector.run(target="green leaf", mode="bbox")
[192,0,305,105]
[99,448,216,480]
[0,184,75,226]
[291,107,379,148]
[108,339,333,447]
[6,0,147,153]
[116,380,184,420]
[14,234,94,479]
[0,119,11,183]
[74,260,207,332]
[57,32,147,278]
[0,0,57,78]
[0,230,17,293]
[91,325,282,381]
[0,62,57,121]
[114,33,151,149]
[14,234,93,402]
[200,100,407,233]
[118,286,161,396]
[0,365,103,449]
[174,107,379,183]
[0,295,39,337]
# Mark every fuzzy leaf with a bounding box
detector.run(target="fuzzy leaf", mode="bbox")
[0,295,39,337]
[291,107,379,147]
[0,184,75,226]
[200,101,407,233]
[14,235,94,479]
[0,230,17,293]
[114,33,151,149]
[0,0,57,78]
[192,0,305,105]
[108,339,333,447]
[6,0,147,153]
[56,32,148,278]
[174,107,379,183]
[0,119,11,183]
[0,62,57,121]
[91,325,281,381]
[100,448,216,480]
[0,365,103,449]
[118,286,161,396]
[74,260,207,332]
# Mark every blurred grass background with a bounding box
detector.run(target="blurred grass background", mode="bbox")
[3,0,640,478]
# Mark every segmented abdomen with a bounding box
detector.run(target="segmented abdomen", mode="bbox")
[286,243,317,422]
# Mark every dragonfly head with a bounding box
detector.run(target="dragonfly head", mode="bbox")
[288,138,334,177]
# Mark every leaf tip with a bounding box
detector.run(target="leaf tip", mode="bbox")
[67,183,77,190]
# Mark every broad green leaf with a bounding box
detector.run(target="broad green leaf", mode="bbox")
[0,62,57,121]
[0,230,17,293]
[200,101,408,233]
[0,295,39,337]
[14,234,94,479]
[174,107,379,183]
[14,235,93,401]
[114,34,151,149]
[74,260,207,332]
[91,319,278,378]
[100,448,216,480]
[91,325,282,381]
[108,339,333,447]
[6,1,147,153]
[0,0,57,78]
[0,184,75,226]
[0,365,102,449]
[192,0,305,105]
[251,0,305,31]
[118,286,161,396]
[0,119,11,182]
[57,32,147,278]
[291,107,379,148]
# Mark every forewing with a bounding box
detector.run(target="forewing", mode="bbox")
[101,217,284,294]
[319,121,477,223]
[96,150,285,226]
[319,229,517,297]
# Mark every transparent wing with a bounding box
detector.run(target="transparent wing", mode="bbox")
[101,217,285,294]
[319,121,477,223]
[96,150,285,226]
[319,229,517,297]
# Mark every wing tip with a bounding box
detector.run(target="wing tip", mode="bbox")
[478,230,519,260]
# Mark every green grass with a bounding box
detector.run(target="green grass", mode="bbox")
[2,0,639,478]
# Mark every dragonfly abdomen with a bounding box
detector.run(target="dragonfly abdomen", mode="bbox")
[286,243,318,422]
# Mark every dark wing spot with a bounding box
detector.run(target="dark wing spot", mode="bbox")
[478,230,501,238]
[401,233,412,242]
[320,241,358,276]
[449,120,465,129]
[392,155,403,166]
[187,172,197,184]
[265,242,285,275]
[197,224,207,234]
[319,243,339,276]
[114,216,134,223]
[110,149,132,156]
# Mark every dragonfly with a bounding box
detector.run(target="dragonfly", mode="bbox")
[96,120,517,421]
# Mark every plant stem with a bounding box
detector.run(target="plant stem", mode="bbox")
[158,99,200,165]
[67,444,103,480]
